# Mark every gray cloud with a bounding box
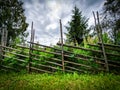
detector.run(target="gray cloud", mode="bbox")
[22,0,104,45]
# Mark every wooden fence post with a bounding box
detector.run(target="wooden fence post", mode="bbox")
[0,29,4,67]
[96,12,109,72]
[28,22,35,73]
[59,19,65,72]
[93,11,100,42]
[0,27,8,69]
[0,28,5,62]
[0,45,2,70]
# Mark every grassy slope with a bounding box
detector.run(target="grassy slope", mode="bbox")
[0,72,120,90]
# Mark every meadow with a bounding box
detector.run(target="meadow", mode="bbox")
[0,72,120,90]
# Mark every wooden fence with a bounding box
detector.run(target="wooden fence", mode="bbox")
[0,16,120,74]
[0,41,120,74]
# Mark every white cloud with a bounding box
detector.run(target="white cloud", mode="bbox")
[46,23,57,30]
[23,0,104,46]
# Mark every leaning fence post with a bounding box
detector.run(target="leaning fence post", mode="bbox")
[28,21,35,73]
[96,12,109,72]
[59,19,65,72]
[93,11,100,42]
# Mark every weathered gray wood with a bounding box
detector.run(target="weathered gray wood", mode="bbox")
[93,11,100,42]
[65,66,84,72]
[33,57,62,67]
[65,69,74,73]
[28,21,35,73]
[1,45,29,55]
[1,28,5,46]
[2,54,27,63]
[0,28,5,67]
[98,43,120,48]
[30,62,62,71]
[96,12,109,72]
[16,45,29,49]
[32,48,61,55]
[28,41,61,51]
[59,19,65,72]
[28,66,52,73]
[1,65,19,71]
[17,43,120,71]
[31,53,62,62]
[64,60,93,69]
[88,44,120,52]
[0,45,2,69]
[2,49,29,58]
[57,43,103,53]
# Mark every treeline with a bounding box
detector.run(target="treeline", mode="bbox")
[0,0,120,73]
[0,0,120,46]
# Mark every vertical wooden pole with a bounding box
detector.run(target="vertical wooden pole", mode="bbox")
[1,28,5,46]
[96,12,109,72]
[5,29,8,46]
[0,27,8,70]
[0,48,1,70]
[1,27,7,46]
[0,29,4,56]
[0,29,4,69]
[28,21,35,73]
[59,19,65,72]
[93,11,100,42]
[0,27,7,70]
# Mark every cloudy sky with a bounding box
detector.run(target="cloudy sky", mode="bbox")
[22,0,104,45]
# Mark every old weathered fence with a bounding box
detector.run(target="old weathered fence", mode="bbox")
[0,41,120,73]
[0,17,120,74]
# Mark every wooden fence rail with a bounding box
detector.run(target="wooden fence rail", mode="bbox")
[57,43,120,57]
[0,41,120,73]
[88,44,120,52]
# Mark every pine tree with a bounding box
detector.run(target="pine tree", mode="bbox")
[102,0,120,44]
[65,6,89,46]
[0,0,28,46]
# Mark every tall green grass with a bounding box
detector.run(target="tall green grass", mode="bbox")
[0,72,120,90]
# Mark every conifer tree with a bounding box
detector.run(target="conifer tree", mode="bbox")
[65,6,89,46]
[0,0,28,45]
[102,0,120,44]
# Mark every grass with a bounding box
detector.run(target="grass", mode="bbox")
[0,72,120,90]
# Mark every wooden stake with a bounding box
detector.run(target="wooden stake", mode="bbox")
[59,19,65,72]
[28,21,35,73]
[1,28,5,46]
[93,11,100,42]
[96,11,109,72]
[5,29,8,46]
[0,27,7,67]
[0,29,4,62]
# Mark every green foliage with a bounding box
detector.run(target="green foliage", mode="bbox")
[1,39,119,73]
[65,6,89,46]
[102,33,111,43]
[30,47,56,71]
[3,47,29,70]
[0,73,120,90]
[73,48,100,70]
[102,0,120,44]
[11,32,29,46]
[0,0,28,46]
[54,44,101,72]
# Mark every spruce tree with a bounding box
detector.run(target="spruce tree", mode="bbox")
[65,6,88,46]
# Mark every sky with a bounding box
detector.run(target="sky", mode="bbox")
[22,0,105,45]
